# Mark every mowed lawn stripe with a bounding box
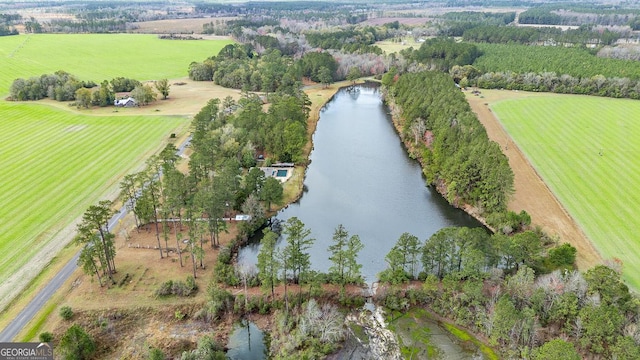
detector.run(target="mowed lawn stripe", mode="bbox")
[0,102,187,283]
[492,95,640,289]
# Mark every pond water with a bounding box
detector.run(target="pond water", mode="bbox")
[226,320,268,360]
[238,84,483,283]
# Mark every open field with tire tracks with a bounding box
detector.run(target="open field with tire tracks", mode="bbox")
[469,89,640,289]
[0,33,233,96]
[0,101,188,308]
[0,33,234,310]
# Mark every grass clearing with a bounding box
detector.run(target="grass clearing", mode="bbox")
[375,36,422,54]
[491,94,640,289]
[0,33,233,95]
[0,101,188,307]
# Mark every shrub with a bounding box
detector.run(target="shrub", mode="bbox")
[155,276,199,297]
[39,332,53,342]
[59,306,74,321]
[59,324,95,360]
[148,347,165,360]
[155,280,174,297]
[186,275,198,292]
[548,243,577,268]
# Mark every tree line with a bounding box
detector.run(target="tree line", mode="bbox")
[188,43,340,92]
[379,226,573,285]
[384,70,514,217]
[463,42,640,99]
[305,26,395,55]
[399,37,482,72]
[472,42,640,80]
[519,5,640,27]
[377,230,639,359]
[9,71,97,102]
[437,11,516,37]
[9,72,168,107]
[43,19,128,33]
[0,13,19,36]
[463,24,620,46]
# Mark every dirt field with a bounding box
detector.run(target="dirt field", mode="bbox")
[465,89,602,270]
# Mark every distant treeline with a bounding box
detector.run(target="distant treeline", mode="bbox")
[188,44,303,93]
[400,38,482,72]
[476,71,640,99]
[202,18,279,36]
[189,43,385,93]
[0,25,18,36]
[463,25,620,46]
[474,41,639,73]
[196,1,370,24]
[0,13,20,36]
[519,5,640,26]
[305,27,395,54]
[44,19,128,33]
[396,39,640,100]
[438,11,516,36]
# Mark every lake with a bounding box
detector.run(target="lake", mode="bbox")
[238,84,483,283]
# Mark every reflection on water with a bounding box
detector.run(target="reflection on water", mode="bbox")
[226,320,267,360]
[238,84,484,283]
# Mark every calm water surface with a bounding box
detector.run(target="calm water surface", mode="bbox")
[238,85,483,283]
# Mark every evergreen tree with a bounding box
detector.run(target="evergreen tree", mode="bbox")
[257,228,281,297]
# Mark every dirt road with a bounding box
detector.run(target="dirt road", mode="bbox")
[465,90,602,270]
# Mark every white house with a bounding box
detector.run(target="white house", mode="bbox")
[114,97,138,107]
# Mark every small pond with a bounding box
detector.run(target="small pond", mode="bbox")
[226,320,267,360]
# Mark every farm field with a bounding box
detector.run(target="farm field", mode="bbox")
[0,33,233,95]
[491,95,640,289]
[0,102,188,306]
[0,34,234,310]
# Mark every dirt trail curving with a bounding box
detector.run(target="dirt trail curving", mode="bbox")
[465,89,602,270]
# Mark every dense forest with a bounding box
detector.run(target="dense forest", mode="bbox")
[518,5,640,27]
[463,24,620,46]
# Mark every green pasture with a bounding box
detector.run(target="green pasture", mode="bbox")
[491,95,640,289]
[0,33,233,95]
[0,101,188,287]
[0,33,230,287]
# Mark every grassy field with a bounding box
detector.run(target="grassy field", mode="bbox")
[0,33,233,95]
[375,36,423,54]
[0,33,238,313]
[0,101,188,289]
[491,95,640,289]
